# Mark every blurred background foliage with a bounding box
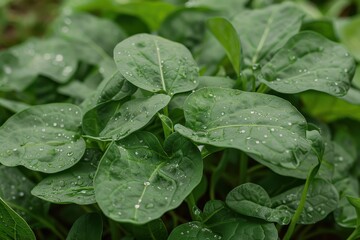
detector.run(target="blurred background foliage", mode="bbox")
[1,0,359,49]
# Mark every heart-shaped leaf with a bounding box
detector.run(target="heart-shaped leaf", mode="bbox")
[175,87,317,175]
[31,149,102,205]
[94,132,203,224]
[0,197,35,240]
[259,31,356,97]
[114,33,198,95]
[0,103,85,173]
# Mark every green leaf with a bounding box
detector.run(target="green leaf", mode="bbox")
[94,132,203,224]
[168,221,220,240]
[196,76,235,89]
[31,149,102,205]
[0,166,48,224]
[58,81,95,101]
[114,34,199,95]
[301,91,360,122]
[169,200,278,240]
[0,197,36,240]
[232,2,304,66]
[83,94,171,140]
[175,87,316,175]
[226,183,292,225]
[53,12,127,55]
[66,213,103,240]
[0,98,30,113]
[80,71,137,112]
[185,0,247,16]
[259,31,356,97]
[124,219,168,240]
[0,103,86,173]
[158,8,212,51]
[337,16,360,61]
[12,38,78,83]
[203,201,278,240]
[271,179,339,224]
[207,17,242,76]
[334,177,359,228]
[0,39,78,91]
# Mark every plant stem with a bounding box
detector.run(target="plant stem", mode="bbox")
[282,163,321,240]
[109,219,121,240]
[257,83,269,93]
[209,150,230,200]
[239,152,248,185]
[161,106,171,139]
[186,193,201,221]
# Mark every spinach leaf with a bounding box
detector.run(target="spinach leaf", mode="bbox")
[94,132,203,224]
[0,103,85,173]
[0,197,36,240]
[175,87,317,176]
[66,213,103,240]
[260,31,356,97]
[114,34,198,95]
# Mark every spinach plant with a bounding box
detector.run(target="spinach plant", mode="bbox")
[1,0,360,239]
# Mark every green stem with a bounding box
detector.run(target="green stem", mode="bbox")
[347,227,360,240]
[239,152,248,185]
[256,83,269,93]
[109,219,121,240]
[282,163,321,240]
[162,106,171,139]
[209,151,230,200]
[186,193,201,221]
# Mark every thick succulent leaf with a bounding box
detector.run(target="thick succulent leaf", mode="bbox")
[114,34,198,95]
[94,132,203,224]
[272,179,339,224]
[175,87,315,173]
[232,2,304,66]
[226,183,292,225]
[0,166,48,223]
[0,103,85,173]
[203,200,278,240]
[66,213,103,240]
[87,94,170,140]
[207,17,241,75]
[53,12,127,54]
[334,177,359,228]
[31,149,102,205]
[259,31,356,97]
[0,197,36,240]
